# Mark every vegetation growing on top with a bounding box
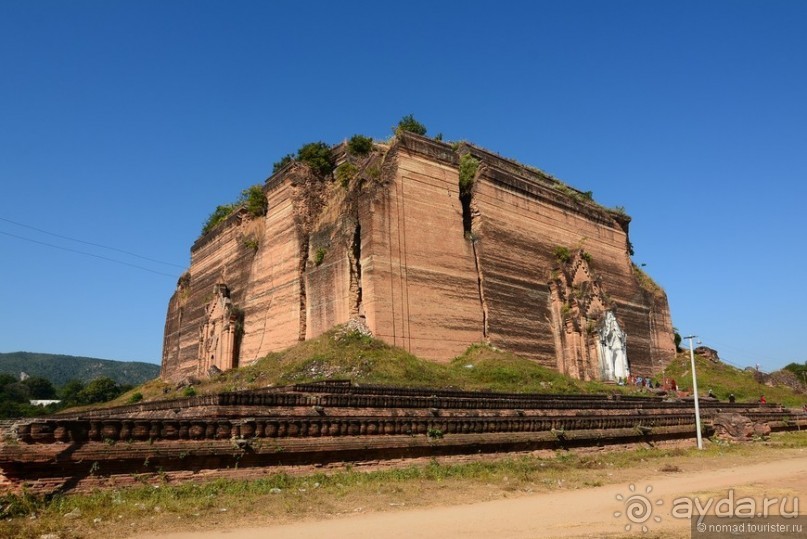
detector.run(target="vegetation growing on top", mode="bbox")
[553,184,575,197]
[632,263,663,296]
[554,183,595,204]
[201,184,268,236]
[240,184,269,217]
[297,141,336,176]
[313,247,327,266]
[201,204,237,235]
[458,153,480,194]
[396,114,427,136]
[272,153,295,173]
[272,141,336,176]
[347,134,374,156]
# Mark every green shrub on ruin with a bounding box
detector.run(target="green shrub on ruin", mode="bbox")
[314,247,327,266]
[201,184,267,236]
[553,246,571,264]
[347,134,374,156]
[272,153,295,174]
[366,166,381,180]
[458,153,480,194]
[242,236,259,252]
[335,162,359,189]
[396,114,427,136]
[202,204,237,235]
[297,141,335,176]
[238,184,268,217]
[272,141,336,177]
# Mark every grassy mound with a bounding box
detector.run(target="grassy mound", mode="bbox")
[662,353,805,407]
[120,330,646,404]
[113,328,806,407]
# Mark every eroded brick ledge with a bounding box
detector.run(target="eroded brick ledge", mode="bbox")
[2,383,804,495]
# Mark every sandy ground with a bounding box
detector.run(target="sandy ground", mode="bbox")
[133,452,807,539]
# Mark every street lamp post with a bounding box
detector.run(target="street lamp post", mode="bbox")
[685,335,703,450]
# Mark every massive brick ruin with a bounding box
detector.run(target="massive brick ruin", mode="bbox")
[1,134,795,497]
[161,132,676,382]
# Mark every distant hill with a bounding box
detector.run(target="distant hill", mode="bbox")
[0,352,160,387]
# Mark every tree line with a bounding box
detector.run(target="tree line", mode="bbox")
[0,374,131,418]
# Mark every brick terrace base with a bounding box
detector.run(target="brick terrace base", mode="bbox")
[2,382,804,494]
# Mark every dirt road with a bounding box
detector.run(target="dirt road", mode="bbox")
[133,451,807,539]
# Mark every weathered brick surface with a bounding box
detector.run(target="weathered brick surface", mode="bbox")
[361,149,484,359]
[161,132,675,382]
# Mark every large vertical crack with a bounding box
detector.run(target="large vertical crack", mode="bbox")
[298,235,310,341]
[471,237,489,340]
[349,221,363,316]
[460,161,489,341]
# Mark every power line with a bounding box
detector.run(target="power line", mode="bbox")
[0,230,179,279]
[0,216,185,269]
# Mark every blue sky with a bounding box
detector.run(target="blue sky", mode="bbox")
[1,1,805,372]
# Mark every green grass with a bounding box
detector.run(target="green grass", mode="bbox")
[118,331,654,403]
[108,328,805,406]
[661,353,805,407]
[3,431,806,538]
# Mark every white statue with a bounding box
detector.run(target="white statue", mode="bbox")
[599,312,629,381]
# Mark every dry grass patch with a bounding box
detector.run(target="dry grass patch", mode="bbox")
[3,432,806,539]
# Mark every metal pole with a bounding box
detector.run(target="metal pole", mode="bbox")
[685,335,703,449]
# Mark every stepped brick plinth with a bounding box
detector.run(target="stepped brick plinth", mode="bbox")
[2,383,803,494]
